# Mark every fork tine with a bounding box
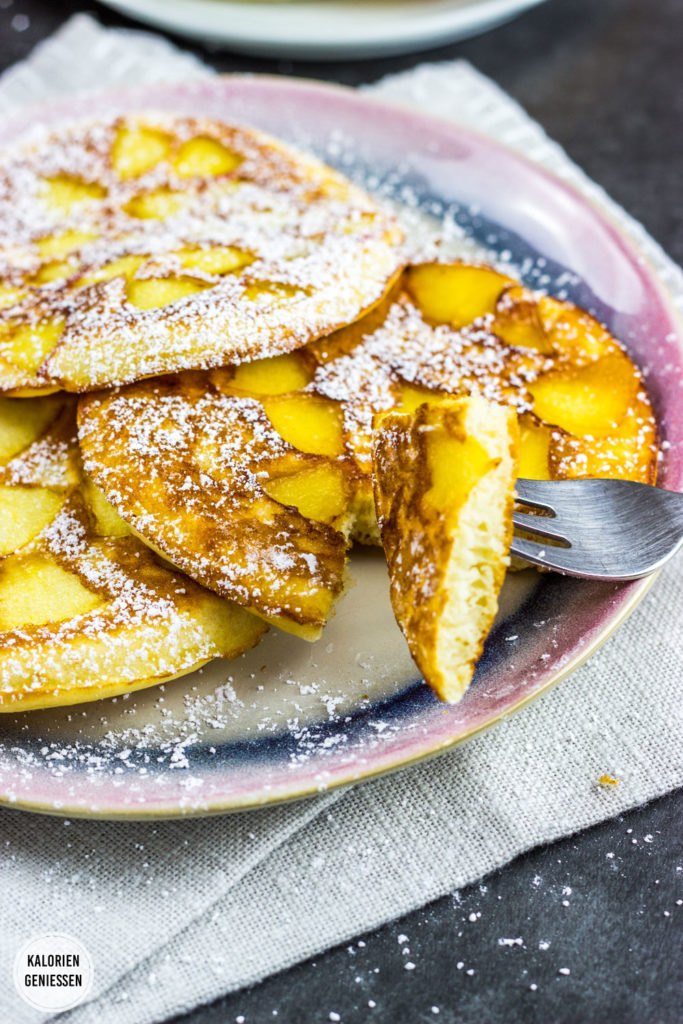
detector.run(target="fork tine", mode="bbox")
[512,510,570,544]
[510,535,599,576]
[511,533,637,578]
[509,535,569,572]
[514,479,557,512]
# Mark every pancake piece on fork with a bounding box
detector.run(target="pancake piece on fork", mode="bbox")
[0,113,403,395]
[77,260,658,645]
[0,394,265,712]
[372,395,518,704]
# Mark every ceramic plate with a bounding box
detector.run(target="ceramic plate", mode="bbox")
[0,77,681,818]
[95,0,550,59]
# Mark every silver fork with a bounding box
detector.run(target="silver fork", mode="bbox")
[511,478,683,580]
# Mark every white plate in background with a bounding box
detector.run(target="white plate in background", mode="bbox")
[96,0,550,60]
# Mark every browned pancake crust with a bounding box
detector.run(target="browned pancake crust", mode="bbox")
[78,376,349,634]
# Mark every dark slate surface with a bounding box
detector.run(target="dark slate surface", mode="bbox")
[1,1,681,1021]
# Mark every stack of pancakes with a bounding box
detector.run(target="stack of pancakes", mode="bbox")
[0,115,658,710]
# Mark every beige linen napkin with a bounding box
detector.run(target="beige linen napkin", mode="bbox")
[0,16,681,1024]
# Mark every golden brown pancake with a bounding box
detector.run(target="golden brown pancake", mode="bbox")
[373,395,518,703]
[0,394,265,711]
[78,260,658,637]
[0,113,403,394]
[79,374,351,640]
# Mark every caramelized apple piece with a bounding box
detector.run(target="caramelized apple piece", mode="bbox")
[40,175,106,210]
[493,286,553,353]
[32,259,78,285]
[406,262,513,327]
[260,578,341,642]
[178,246,252,276]
[78,255,145,287]
[518,416,553,480]
[262,394,345,456]
[0,285,26,309]
[397,383,453,414]
[37,230,96,260]
[243,281,304,303]
[123,188,186,220]
[529,351,639,438]
[0,552,105,630]
[127,276,211,310]
[0,318,65,373]
[549,395,657,484]
[174,136,242,178]
[0,485,65,555]
[264,463,347,523]
[373,395,518,703]
[0,395,62,465]
[228,352,312,395]
[81,476,132,537]
[112,124,172,178]
[426,431,493,514]
[538,297,614,363]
